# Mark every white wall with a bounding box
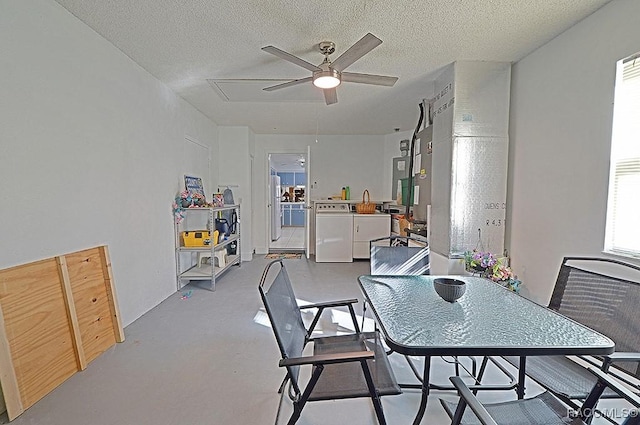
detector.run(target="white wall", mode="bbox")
[0,1,219,326]
[507,0,640,304]
[218,127,253,261]
[253,134,387,254]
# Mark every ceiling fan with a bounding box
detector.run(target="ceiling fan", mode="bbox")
[262,33,398,105]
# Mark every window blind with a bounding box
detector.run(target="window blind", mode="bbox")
[605,54,640,257]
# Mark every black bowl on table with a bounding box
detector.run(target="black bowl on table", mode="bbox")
[433,278,466,302]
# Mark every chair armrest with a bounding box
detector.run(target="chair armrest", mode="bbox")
[606,352,640,363]
[300,298,361,335]
[279,350,374,367]
[299,298,359,309]
[449,376,499,425]
[589,367,640,406]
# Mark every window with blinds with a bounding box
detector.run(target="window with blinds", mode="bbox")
[604,52,640,258]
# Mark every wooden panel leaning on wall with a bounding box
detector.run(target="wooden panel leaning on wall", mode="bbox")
[0,245,124,420]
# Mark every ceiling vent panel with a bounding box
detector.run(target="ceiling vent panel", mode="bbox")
[207,79,323,102]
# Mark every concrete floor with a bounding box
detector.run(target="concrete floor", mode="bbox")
[3,256,624,424]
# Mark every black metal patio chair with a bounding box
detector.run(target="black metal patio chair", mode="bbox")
[258,259,401,425]
[498,257,640,420]
[440,366,640,425]
[369,235,430,276]
[366,235,431,348]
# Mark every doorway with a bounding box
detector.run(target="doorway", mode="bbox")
[268,153,307,252]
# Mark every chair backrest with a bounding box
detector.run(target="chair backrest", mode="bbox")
[549,257,640,377]
[259,260,307,393]
[623,412,640,425]
[370,236,430,275]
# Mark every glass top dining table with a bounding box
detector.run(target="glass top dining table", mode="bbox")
[358,274,615,424]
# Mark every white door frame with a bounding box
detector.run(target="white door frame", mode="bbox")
[304,145,311,259]
[265,151,308,253]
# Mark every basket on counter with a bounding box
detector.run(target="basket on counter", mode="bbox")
[355,189,376,214]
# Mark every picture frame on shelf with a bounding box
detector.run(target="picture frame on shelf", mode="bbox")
[184,175,206,202]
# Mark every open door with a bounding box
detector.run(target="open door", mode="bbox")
[267,154,274,247]
[304,145,311,259]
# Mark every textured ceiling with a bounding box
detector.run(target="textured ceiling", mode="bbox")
[54,0,612,135]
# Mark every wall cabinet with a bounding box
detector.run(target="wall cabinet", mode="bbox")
[294,173,306,186]
[278,172,295,186]
[277,172,306,187]
[353,214,391,259]
[174,205,240,291]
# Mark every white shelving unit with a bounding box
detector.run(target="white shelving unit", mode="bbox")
[174,205,240,291]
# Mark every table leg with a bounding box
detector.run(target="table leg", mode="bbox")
[517,356,526,399]
[412,356,431,425]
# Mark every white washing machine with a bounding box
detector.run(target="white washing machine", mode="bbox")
[315,202,353,262]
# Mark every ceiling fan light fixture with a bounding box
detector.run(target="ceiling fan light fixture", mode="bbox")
[262,34,395,104]
[313,69,341,89]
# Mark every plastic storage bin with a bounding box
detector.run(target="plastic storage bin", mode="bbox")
[181,230,212,247]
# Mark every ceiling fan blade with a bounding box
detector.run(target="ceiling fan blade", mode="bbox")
[263,77,313,91]
[342,72,398,87]
[331,33,382,72]
[262,46,320,72]
[324,88,337,105]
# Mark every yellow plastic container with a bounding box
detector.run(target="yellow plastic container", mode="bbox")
[181,230,212,247]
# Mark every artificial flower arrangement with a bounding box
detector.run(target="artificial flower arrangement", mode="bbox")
[464,250,497,272]
[173,190,208,223]
[463,250,522,293]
